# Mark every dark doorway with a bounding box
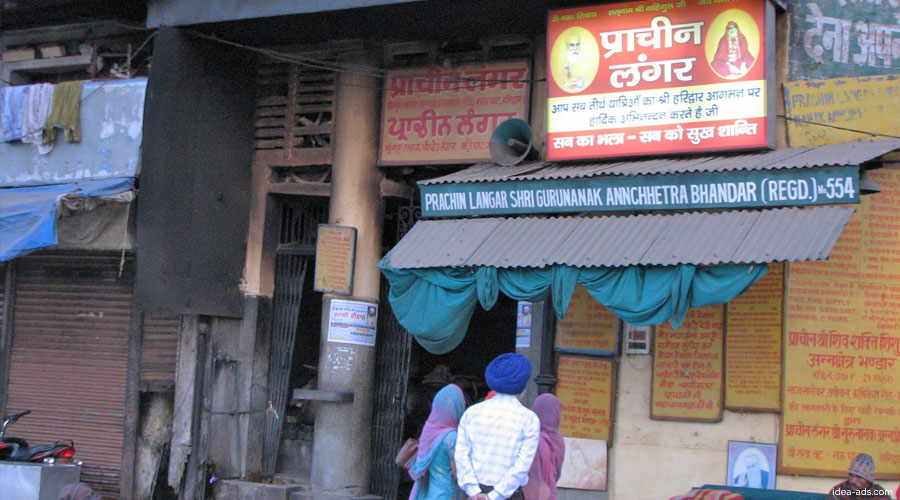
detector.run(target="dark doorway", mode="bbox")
[266,196,327,477]
[397,294,518,498]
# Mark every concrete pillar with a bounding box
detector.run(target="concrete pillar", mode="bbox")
[516,300,548,407]
[310,47,384,497]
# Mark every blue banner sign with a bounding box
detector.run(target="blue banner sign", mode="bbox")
[420,166,859,217]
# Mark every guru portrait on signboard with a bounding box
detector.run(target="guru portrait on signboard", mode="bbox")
[550,27,601,93]
[707,10,760,79]
[547,0,774,161]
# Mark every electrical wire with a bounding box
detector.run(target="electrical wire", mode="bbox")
[178,30,900,140]
[779,114,900,140]
[4,24,896,141]
[129,29,158,64]
[181,28,547,94]
[61,16,155,32]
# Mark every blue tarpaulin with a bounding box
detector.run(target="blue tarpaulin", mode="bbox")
[0,177,135,261]
[379,254,768,354]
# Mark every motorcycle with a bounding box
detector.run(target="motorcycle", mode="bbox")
[0,410,76,463]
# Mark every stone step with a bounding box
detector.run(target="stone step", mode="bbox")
[290,492,382,500]
[214,479,306,500]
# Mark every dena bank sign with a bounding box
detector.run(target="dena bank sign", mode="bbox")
[419,167,859,217]
[546,0,774,160]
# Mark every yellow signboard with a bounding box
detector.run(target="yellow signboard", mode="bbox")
[725,263,784,411]
[556,285,619,353]
[781,167,900,479]
[557,355,615,441]
[783,75,900,148]
[651,304,724,421]
[378,60,530,165]
[313,225,356,295]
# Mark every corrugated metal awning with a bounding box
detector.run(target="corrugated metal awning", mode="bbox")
[419,138,900,186]
[386,206,854,269]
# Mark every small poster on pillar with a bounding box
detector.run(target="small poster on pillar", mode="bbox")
[516,301,532,348]
[327,299,377,347]
[314,224,357,295]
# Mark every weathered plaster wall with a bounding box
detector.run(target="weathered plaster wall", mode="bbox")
[608,353,899,500]
[207,298,271,479]
[0,79,145,187]
[135,393,174,499]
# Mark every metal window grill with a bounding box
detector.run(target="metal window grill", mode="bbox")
[261,253,307,477]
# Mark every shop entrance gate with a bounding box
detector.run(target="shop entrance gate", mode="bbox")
[369,278,412,499]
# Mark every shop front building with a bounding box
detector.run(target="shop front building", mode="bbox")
[4,1,898,499]
[137,0,900,498]
[1,49,181,499]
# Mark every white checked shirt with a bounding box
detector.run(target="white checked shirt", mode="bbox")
[454,393,540,500]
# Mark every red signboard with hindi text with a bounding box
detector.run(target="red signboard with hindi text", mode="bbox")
[547,0,773,160]
[379,61,530,165]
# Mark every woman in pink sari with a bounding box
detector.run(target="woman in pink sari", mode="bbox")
[523,393,566,500]
[408,384,466,500]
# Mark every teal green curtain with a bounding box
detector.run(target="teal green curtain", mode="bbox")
[378,255,767,354]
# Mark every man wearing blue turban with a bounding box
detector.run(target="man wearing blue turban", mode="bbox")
[454,353,540,500]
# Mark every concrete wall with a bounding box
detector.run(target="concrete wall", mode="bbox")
[0,79,145,187]
[136,27,255,319]
[607,353,900,500]
[207,298,271,480]
[516,300,544,407]
[560,487,608,500]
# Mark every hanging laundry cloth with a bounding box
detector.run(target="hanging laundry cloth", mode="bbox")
[44,80,83,144]
[1,85,28,142]
[21,83,54,155]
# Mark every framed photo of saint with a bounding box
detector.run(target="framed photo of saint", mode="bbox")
[727,441,777,490]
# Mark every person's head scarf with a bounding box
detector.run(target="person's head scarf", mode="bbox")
[525,393,566,500]
[408,384,466,493]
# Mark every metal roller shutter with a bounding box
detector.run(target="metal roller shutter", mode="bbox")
[0,263,7,328]
[5,253,133,499]
[139,313,181,392]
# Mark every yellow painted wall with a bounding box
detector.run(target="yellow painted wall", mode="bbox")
[606,353,900,499]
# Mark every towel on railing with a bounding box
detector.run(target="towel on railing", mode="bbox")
[1,85,28,142]
[21,83,54,154]
[44,80,83,144]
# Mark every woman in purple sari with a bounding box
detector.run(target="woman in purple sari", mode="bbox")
[408,384,467,500]
[522,393,566,500]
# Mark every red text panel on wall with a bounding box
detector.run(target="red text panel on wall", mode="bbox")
[780,166,900,479]
[652,304,725,421]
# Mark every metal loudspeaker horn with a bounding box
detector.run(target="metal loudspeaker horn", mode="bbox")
[490,118,538,166]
